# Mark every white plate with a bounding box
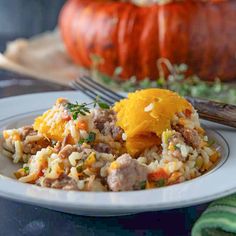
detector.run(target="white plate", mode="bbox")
[0,91,235,216]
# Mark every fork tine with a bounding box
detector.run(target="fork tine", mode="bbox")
[75,79,116,105]
[71,80,114,105]
[80,76,124,101]
[70,81,98,101]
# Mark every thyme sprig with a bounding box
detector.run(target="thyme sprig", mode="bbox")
[23,166,30,175]
[67,97,110,120]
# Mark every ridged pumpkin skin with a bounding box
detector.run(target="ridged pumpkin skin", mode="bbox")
[59,0,236,81]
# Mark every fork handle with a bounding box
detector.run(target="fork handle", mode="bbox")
[185,96,236,128]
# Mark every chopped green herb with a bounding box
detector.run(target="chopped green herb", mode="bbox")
[140,180,146,190]
[24,166,30,175]
[76,165,83,173]
[67,102,90,120]
[155,179,166,187]
[86,132,96,143]
[49,167,52,173]
[98,102,110,109]
[67,98,110,120]
[208,140,216,147]
[174,145,180,150]
[78,138,85,145]
[78,132,96,145]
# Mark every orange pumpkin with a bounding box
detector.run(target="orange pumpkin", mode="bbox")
[59,0,236,81]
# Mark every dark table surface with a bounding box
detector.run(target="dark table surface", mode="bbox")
[0,40,208,236]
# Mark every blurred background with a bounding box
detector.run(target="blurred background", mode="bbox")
[0,0,235,105]
[0,0,65,51]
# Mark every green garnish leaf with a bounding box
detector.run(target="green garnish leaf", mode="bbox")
[78,139,85,145]
[67,98,110,120]
[174,145,180,150]
[24,166,30,175]
[86,132,96,143]
[98,102,110,109]
[208,140,216,147]
[78,132,96,145]
[76,165,83,173]
[67,102,91,120]
[155,179,166,187]
[140,180,146,190]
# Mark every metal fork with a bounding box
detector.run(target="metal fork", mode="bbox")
[70,75,124,105]
[71,76,236,128]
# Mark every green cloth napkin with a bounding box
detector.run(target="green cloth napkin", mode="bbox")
[192,194,236,236]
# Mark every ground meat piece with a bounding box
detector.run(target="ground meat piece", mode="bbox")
[92,109,123,141]
[93,143,112,153]
[170,132,185,145]
[182,128,200,148]
[58,145,77,159]
[23,143,42,155]
[22,139,51,155]
[19,126,37,140]
[18,126,51,155]
[111,126,123,141]
[107,154,148,191]
[172,125,200,148]
[40,175,78,190]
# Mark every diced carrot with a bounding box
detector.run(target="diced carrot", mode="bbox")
[77,121,88,130]
[146,181,155,189]
[66,134,75,145]
[184,109,192,118]
[12,133,21,141]
[38,170,44,177]
[210,152,219,163]
[148,168,169,182]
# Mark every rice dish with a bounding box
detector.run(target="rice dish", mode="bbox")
[2,89,220,191]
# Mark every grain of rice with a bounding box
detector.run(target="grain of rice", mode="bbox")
[77,180,85,190]
[68,152,83,166]
[25,134,43,143]
[13,141,23,163]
